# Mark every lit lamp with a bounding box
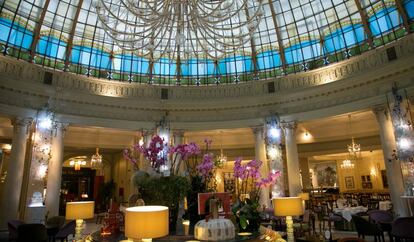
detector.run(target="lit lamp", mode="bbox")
[124,206,169,242]
[66,201,95,241]
[273,197,303,242]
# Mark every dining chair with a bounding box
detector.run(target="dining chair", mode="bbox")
[352,215,385,242]
[316,203,344,234]
[368,210,393,242]
[17,224,48,242]
[7,220,25,242]
[391,217,414,242]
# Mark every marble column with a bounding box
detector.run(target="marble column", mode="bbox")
[173,130,185,176]
[373,106,408,216]
[281,121,302,197]
[252,125,271,209]
[45,122,68,217]
[140,129,154,172]
[2,117,32,223]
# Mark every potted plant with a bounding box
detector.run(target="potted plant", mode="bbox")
[231,157,281,233]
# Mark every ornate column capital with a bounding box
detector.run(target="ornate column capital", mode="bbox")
[280,121,297,131]
[250,125,264,135]
[11,117,33,134]
[372,105,390,121]
[53,121,69,137]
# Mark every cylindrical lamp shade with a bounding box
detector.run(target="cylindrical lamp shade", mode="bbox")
[66,201,95,220]
[273,197,303,216]
[125,206,169,240]
[298,192,310,201]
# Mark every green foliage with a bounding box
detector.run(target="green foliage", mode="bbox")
[232,198,261,232]
[134,174,190,231]
[139,175,190,206]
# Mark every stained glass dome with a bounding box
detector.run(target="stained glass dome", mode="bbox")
[0,0,413,85]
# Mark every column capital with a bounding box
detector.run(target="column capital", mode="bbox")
[280,121,297,130]
[12,117,33,134]
[250,125,264,135]
[53,122,69,137]
[372,105,391,121]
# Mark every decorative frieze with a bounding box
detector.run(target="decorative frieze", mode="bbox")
[0,35,413,126]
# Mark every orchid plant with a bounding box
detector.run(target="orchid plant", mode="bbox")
[123,136,222,181]
[123,135,168,173]
[232,157,281,231]
[195,139,224,191]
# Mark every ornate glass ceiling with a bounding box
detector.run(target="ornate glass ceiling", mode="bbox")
[0,0,412,85]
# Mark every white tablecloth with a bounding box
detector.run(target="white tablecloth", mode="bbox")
[379,201,392,211]
[333,206,368,222]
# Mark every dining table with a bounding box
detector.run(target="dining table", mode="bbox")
[332,206,368,231]
[333,206,368,222]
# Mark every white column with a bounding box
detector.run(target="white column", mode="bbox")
[252,126,270,209]
[45,122,68,217]
[173,130,185,176]
[140,129,154,173]
[281,121,302,197]
[2,117,32,222]
[373,106,408,217]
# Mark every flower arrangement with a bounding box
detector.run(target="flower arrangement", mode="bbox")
[123,135,168,172]
[232,157,281,232]
[195,139,224,191]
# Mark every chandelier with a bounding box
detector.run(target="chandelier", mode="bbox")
[69,157,87,171]
[94,0,264,60]
[217,150,227,163]
[340,159,355,169]
[91,147,103,169]
[346,115,361,160]
[217,131,227,163]
[347,137,361,160]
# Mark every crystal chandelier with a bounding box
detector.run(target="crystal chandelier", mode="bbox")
[91,147,103,169]
[347,137,361,160]
[340,159,355,169]
[346,115,361,160]
[94,0,264,60]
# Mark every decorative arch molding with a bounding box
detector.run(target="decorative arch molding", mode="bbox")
[0,34,413,130]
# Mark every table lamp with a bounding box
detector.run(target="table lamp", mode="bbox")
[66,201,95,241]
[273,197,303,242]
[124,206,169,242]
[298,192,310,209]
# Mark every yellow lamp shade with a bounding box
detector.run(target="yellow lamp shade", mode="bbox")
[298,192,310,201]
[125,206,169,240]
[273,197,303,216]
[65,201,95,220]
